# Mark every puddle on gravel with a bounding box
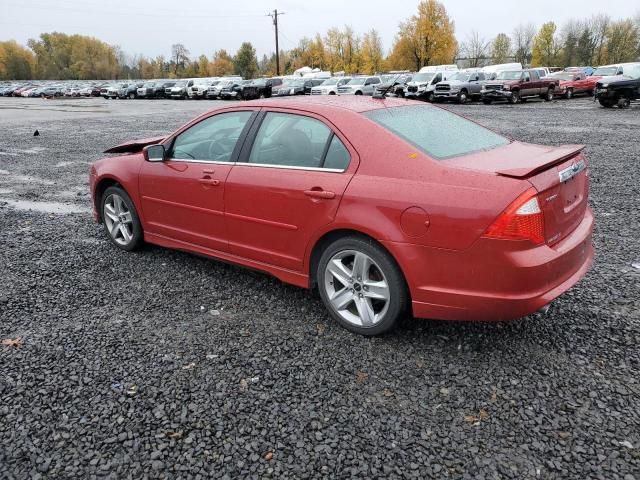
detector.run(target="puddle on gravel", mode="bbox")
[0,198,89,214]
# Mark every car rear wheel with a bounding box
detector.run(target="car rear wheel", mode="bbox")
[544,88,554,101]
[317,236,408,336]
[101,186,143,251]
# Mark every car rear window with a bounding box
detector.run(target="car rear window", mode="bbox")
[363,105,509,159]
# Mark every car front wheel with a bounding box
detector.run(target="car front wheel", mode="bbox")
[101,186,143,251]
[317,236,408,335]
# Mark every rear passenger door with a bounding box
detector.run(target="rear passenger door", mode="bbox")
[224,109,358,271]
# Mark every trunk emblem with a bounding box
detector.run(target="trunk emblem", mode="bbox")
[559,160,586,183]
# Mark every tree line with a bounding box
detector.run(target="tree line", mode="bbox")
[1,1,639,81]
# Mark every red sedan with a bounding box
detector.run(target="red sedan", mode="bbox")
[549,72,600,98]
[90,97,593,335]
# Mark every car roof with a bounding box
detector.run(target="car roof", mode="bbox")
[209,95,415,114]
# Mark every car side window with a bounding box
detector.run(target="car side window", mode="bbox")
[433,74,442,84]
[523,72,531,82]
[248,112,336,169]
[171,111,253,162]
[323,135,351,170]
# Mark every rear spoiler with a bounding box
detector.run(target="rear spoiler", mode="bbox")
[104,135,166,154]
[447,142,585,179]
[495,144,585,178]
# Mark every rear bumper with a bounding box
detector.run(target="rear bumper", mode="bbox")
[384,207,594,321]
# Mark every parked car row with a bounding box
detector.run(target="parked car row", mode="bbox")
[2,61,638,108]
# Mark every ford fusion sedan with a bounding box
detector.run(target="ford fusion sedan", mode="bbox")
[90,97,593,335]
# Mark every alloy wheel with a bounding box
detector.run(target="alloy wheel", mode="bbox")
[323,250,390,327]
[103,194,134,246]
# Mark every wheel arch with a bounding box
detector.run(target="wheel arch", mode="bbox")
[307,228,410,298]
[93,176,122,222]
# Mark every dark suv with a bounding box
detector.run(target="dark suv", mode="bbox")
[594,63,640,108]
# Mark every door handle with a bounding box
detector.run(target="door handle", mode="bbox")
[198,177,220,186]
[304,189,335,199]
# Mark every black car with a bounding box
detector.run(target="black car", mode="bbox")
[220,80,252,100]
[594,63,640,108]
[276,78,320,97]
[240,78,274,99]
[119,82,144,99]
[161,81,176,98]
[374,74,413,97]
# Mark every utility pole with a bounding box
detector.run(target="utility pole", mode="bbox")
[268,9,285,75]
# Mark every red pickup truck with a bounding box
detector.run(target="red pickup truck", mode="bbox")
[481,69,559,104]
[547,72,600,98]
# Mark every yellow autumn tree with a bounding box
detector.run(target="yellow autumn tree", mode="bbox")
[0,40,36,80]
[531,22,560,66]
[360,29,384,74]
[387,0,457,71]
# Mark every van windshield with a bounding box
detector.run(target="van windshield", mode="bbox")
[364,105,509,160]
[412,73,434,82]
[593,67,617,76]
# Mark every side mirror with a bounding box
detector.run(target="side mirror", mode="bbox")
[144,144,166,162]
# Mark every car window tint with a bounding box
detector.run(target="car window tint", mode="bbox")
[248,113,332,168]
[171,111,253,162]
[364,105,509,160]
[323,136,350,170]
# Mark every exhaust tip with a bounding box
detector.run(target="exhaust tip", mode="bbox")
[537,304,551,315]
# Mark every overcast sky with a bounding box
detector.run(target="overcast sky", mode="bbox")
[1,0,635,60]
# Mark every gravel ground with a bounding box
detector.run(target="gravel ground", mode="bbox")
[0,96,639,479]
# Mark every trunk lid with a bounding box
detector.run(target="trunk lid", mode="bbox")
[448,141,589,245]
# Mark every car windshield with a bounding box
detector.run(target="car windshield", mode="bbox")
[412,73,434,82]
[286,79,305,87]
[251,79,265,85]
[593,67,617,76]
[623,64,640,79]
[347,77,366,85]
[174,81,187,87]
[364,105,509,160]
[496,71,523,80]
[321,78,339,86]
[448,72,472,82]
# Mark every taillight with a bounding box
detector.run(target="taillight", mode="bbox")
[483,187,545,245]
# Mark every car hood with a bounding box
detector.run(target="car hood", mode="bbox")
[104,135,166,154]
[486,79,518,85]
[597,75,635,86]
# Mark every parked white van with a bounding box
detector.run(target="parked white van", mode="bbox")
[405,65,459,101]
[481,63,523,80]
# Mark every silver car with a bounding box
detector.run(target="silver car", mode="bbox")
[337,76,381,96]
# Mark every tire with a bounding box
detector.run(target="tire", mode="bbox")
[565,88,573,99]
[425,92,434,103]
[129,92,135,99]
[482,98,492,105]
[100,186,143,252]
[329,91,336,95]
[317,235,408,336]
[618,97,631,109]
[598,98,615,108]
[544,88,554,101]
[508,90,520,104]
[355,91,363,96]
[457,90,468,104]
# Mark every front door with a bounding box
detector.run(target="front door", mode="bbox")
[139,110,256,252]
[224,110,357,272]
